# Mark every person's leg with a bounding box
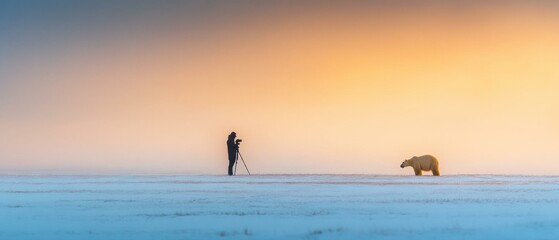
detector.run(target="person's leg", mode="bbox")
[228,159,235,176]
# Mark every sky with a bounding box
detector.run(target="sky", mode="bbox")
[1,0,559,175]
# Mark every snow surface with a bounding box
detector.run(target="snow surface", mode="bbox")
[1,175,559,239]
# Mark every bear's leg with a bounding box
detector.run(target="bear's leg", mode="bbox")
[414,169,422,176]
[432,162,440,176]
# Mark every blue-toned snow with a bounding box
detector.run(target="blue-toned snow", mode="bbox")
[1,175,559,239]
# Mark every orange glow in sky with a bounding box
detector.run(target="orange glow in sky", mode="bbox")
[1,1,559,174]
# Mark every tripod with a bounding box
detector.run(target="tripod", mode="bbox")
[234,149,251,176]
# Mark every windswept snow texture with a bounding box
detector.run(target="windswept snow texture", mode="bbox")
[1,175,559,239]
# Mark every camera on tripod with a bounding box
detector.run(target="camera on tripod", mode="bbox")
[233,138,250,175]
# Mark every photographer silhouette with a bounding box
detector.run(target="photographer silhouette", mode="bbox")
[226,132,250,176]
[226,132,239,176]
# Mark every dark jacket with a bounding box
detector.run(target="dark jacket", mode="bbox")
[227,137,238,160]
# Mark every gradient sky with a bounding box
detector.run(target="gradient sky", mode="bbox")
[1,1,559,174]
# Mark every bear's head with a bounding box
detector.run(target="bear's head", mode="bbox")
[400,156,416,168]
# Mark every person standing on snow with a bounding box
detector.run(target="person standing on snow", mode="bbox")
[226,132,240,176]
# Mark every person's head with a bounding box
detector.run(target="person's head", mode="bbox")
[229,131,237,139]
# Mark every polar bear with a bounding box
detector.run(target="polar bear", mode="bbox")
[400,155,440,176]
